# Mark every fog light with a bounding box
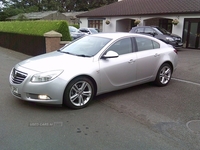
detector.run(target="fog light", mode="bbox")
[38,95,50,100]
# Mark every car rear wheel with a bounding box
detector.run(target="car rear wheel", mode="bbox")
[63,77,94,109]
[154,63,172,86]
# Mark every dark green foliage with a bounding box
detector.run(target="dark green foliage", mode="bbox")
[0,20,71,41]
[0,0,118,20]
[70,24,80,29]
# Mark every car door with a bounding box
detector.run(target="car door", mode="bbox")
[134,37,160,82]
[99,38,137,91]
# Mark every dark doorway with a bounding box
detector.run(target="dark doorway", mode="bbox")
[159,19,173,33]
[183,18,200,49]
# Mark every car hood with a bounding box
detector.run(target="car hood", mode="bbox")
[71,32,85,36]
[18,51,93,72]
[170,33,180,38]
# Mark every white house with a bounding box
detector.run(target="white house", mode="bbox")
[77,0,200,49]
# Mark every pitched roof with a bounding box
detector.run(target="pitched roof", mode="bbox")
[62,11,86,17]
[7,11,58,20]
[77,0,200,17]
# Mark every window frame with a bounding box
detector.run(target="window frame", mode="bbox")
[88,20,103,32]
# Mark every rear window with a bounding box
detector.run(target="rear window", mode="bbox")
[153,41,160,49]
[135,37,160,51]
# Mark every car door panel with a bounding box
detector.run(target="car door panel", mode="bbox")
[99,53,137,92]
[98,37,136,92]
[134,37,160,82]
[136,49,159,81]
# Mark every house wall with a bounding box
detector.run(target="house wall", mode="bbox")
[79,13,200,38]
[80,18,88,27]
[106,15,186,37]
[104,18,116,33]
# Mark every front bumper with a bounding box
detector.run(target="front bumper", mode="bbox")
[168,41,183,48]
[9,66,67,105]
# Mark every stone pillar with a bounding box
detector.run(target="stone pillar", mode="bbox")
[44,30,62,53]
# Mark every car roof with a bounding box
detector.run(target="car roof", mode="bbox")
[132,26,161,29]
[90,32,155,39]
[80,27,96,29]
[90,32,167,45]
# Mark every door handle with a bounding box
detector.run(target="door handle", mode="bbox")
[154,53,160,57]
[128,59,135,63]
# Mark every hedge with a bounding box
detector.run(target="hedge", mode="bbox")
[0,20,71,41]
[70,24,80,29]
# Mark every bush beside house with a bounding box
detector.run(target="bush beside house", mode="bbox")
[0,20,71,41]
[0,20,72,55]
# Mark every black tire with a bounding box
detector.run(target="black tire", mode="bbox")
[154,63,172,86]
[63,77,95,109]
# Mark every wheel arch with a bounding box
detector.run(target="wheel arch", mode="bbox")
[154,61,173,86]
[63,75,98,100]
[161,61,174,73]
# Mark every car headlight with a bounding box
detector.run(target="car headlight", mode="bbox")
[166,37,175,42]
[31,70,63,83]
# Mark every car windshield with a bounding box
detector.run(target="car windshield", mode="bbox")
[89,28,99,34]
[60,36,111,57]
[153,27,170,35]
[69,26,79,33]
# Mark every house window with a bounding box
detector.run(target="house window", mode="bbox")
[88,20,103,32]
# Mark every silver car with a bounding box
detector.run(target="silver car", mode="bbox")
[9,33,178,109]
[79,27,99,34]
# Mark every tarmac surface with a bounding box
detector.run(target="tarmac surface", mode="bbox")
[0,46,200,150]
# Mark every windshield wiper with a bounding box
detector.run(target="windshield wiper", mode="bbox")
[57,50,74,55]
[75,54,91,57]
[57,50,90,57]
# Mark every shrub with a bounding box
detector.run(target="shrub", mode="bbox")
[0,20,71,41]
[70,24,80,29]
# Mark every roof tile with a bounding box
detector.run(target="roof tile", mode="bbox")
[77,0,200,17]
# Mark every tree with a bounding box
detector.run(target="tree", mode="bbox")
[0,0,118,20]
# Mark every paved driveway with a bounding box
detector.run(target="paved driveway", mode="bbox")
[0,47,200,150]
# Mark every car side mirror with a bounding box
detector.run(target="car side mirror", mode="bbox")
[102,51,119,59]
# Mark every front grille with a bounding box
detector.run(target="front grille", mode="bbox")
[11,68,28,84]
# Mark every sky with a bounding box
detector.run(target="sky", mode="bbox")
[0,2,3,10]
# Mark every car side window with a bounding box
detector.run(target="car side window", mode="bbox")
[135,28,144,33]
[107,38,132,55]
[135,37,154,51]
[144,28,154,35]
[80,29,87,33]
[153,41,160,49]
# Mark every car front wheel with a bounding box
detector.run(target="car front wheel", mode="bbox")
[154,63,172,86]
[63,77,94,109]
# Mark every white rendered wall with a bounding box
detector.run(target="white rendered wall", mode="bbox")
[79,14,200,37]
